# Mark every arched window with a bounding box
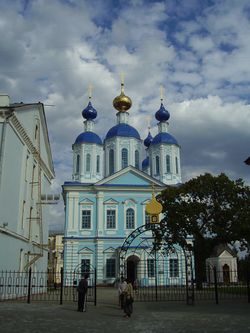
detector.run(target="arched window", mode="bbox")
[122,148,128,168]
[109,149,114,175]
[96,155,100,173]
[76,154,80,173]
[135,150,139,169]
[86,153,91,172]
[175,156,179,174]
[155,156,160,175]
[126,208,135,229]
[145,211,151,229]
[166,155,171,173]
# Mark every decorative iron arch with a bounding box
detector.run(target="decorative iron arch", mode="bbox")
[119,223,194,304]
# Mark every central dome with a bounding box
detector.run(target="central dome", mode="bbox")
[105,123,140,140]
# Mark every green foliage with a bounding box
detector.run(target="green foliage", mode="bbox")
[159,173,250,252]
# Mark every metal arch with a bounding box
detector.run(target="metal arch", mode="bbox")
[119,223,195,305]
[119,225,148,277]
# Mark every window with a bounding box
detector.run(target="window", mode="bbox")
[169,258,179,277]
[175,157,179,174]
[82,210,91,229]
[35,124,38,140]
[31,164,36,199]
[21,201,26,229]
[81,259,90,276]
[86,154,91,172]
[126,208,135,229]
[147,259,155,277]
[106,258,116,278]
[106,209,116,229]
[96,155,100,173]
[166,155,171,173]
[145,211,151,229]
[76,154,80,173]
[121,148,128,168]
[25,154,29,181]
[155,156,160,175]
[135,150,139,169]
[109,149,114,175]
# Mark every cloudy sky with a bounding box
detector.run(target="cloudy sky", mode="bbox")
[1,0,250,231]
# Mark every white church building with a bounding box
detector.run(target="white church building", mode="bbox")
[62,83,185,285]
[0,95,55,272]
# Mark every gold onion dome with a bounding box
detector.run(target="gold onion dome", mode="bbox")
[113,82,132,112]
[145,193,163,215]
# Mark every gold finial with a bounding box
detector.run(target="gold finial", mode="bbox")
[113,73,132,112]
[145,184,163,218]
[88,83,93,100]
[160,85,164,102]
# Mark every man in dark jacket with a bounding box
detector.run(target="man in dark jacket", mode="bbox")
[77,273,89,312]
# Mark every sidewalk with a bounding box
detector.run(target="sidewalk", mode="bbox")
[0,287,250,333]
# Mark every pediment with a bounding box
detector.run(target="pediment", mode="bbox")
[104,198,119,205]
[95,166,166,188]
[103,247,116,253]
[78,247,94,254]
[79,198,94,205]
[141,199,150,205]
[122,198,137,204]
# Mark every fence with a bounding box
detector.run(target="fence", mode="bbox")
[0,267,249,305]
[133,266,250,304]
[0,268,97,305]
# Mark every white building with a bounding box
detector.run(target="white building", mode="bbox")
[0,95,55,272]
[206,244,238,284]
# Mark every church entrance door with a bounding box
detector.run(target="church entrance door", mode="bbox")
[126,255,139,284]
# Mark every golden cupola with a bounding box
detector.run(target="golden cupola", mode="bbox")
[113,75,132,112]
[145,193,163,216]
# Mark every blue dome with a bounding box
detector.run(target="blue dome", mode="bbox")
[105,123,140,140]
[142,156,149,169]
[82,101,97,120]
[151,132,178,145]
[74,131,102,145]
[155,103,170,122]
[144,131,153,147]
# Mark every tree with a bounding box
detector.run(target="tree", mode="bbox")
[158,173,250,287]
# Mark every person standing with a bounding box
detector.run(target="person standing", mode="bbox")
[118,277,127,309]
[77,273,89,312]
[123,279,134,318]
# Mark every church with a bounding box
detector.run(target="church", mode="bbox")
[62,81,184,285]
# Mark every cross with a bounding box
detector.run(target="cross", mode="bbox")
[146,116,151,131]
[120,72,125,85]
[160,85,164,101]
[88,83,93,99]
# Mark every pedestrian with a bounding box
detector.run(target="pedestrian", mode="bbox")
[77,273,89,312]
[118,276,127,309]
[123,279,134,318]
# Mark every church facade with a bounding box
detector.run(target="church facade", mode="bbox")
[62,83,184,285]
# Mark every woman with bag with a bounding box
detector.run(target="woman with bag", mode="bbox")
[123,279,134,318]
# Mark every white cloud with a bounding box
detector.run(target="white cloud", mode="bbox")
[0,0,249,229]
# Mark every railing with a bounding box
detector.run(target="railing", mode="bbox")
[0,268,97,305]
[132,266,250,304]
